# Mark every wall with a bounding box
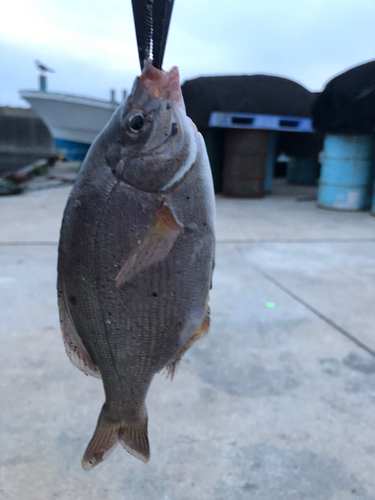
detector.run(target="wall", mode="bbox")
[0,107,57,175]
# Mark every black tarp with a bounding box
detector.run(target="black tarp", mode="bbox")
[181,74,315,131]
[312,60,375,134]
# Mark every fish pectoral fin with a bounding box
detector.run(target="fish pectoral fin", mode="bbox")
[59,293,101,379]
[82,404,149,470]
[166,306,210,381]
[116,203,183,287]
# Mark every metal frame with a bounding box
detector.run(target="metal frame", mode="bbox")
[131,0,175,70]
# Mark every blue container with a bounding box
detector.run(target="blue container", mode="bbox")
[287,157,319,185]
[318,135,374,211]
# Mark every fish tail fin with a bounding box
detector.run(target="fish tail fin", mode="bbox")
[81,404,150,470]
[118,410,150,464]
[81,418,119,471]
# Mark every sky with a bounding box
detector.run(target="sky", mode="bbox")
[1,0,374,107]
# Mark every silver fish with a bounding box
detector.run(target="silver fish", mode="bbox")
[57,60,215,470]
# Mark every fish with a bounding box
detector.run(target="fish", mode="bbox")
[57,59,216,470]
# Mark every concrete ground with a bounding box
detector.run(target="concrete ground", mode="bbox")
[1,180,375,500]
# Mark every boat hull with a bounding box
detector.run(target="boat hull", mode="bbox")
[20,90,118,161]
[54,138,90,162]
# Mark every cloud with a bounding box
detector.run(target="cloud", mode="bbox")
[1,0,375,106]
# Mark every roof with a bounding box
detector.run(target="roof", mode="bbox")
[182,74,315,130]
[312,60,375,134]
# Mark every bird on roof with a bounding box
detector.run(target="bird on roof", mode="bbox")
[34,60,55,73]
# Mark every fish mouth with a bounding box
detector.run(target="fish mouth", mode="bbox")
[139,59,183,106]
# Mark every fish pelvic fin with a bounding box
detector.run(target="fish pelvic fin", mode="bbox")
[82,404,150,470]
[116,203,182,287]
[166,305,211,381]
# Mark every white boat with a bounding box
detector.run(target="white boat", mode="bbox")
[19,90,120,161]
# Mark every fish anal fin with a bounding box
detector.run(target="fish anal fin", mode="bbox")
[59,296,101,379]
[116,203,182,287]
[166,307,210,381]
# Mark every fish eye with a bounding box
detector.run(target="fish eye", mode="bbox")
[129,114,144,132]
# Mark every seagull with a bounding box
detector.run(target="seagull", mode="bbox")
[34,60,55,73]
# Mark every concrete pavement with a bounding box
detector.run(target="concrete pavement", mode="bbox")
[1,180,375,499]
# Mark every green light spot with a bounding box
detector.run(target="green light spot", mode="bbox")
[266,302,275,308]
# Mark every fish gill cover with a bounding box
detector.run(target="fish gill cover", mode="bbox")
[312,60,375,134]
[181,74,315,131]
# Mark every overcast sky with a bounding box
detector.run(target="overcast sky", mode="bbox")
[1,0,374,107]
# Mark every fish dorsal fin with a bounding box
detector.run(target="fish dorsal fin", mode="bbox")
[116,202,182,286]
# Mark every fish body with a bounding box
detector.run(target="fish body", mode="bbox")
[57,61,215,469]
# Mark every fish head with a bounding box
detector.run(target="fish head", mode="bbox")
[108,59,197,193]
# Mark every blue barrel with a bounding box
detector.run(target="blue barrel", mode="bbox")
[287,157,319,185]
[318,135,374,211]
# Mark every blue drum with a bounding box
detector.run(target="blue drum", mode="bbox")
[318,135,374,211]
